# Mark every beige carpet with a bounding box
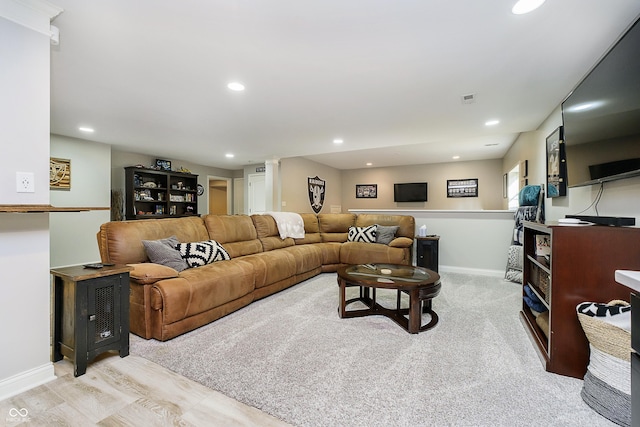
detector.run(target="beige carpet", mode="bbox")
[131,272,616,427]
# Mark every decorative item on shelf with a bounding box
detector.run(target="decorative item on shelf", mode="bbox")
[170,205,177,215]
[155,159,172,171]
[186,205,194,214]
[355,184,377,199]
[50,157,71,190]
[177,166,191,173]
[535,235,551,256]
[142,181,156,188]
[170,195,185,202]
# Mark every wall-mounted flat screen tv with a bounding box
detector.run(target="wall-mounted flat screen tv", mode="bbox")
[562,16,640,187]
[394,182,428,202]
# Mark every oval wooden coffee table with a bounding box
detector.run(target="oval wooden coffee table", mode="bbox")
[336,263,441,334]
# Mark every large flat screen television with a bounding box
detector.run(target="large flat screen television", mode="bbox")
[394,182,428,202]
[561,16,640,188]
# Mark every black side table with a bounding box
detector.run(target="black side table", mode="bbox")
[51,264,132,377]
[416,236,440,272]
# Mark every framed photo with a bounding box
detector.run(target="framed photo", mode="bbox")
[447,178,478,198]
[50,157,71,190]
[356,184,377,199]
[155,158,172,171]
[546,126,567,198]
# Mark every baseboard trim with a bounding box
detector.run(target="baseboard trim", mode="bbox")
[439,265,504,277]
[0,362,56,401]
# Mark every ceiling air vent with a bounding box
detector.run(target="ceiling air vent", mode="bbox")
[461,93,476,104]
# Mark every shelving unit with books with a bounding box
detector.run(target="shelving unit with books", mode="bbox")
[520,221,640,379]
[124,166,198,220]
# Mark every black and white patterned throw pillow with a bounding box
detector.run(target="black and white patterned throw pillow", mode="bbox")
[347,225,377,243]
[176,240,231,268]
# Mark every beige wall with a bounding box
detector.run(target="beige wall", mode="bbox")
[280,157,343,213]
[342,159,504,211]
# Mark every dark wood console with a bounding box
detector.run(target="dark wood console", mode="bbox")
[520,222,640,379]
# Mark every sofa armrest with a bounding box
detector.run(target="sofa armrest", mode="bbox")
[388,237,413,248]
[128,263,179,285]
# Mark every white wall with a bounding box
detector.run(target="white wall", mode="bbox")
[50,135,111,267]
[0,4,61,400]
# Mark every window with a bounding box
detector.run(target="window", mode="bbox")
[507,164,520,210]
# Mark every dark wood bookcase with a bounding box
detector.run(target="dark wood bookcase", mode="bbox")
[125,166,198,220]
[520,221,640,379]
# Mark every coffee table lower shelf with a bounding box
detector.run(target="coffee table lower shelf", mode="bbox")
[338,278,440,334]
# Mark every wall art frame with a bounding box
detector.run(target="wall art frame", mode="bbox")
[546,126,567,197]
[155,158,172,171]
[356,184,377,198]
[50,157,71,190]
[447,178,478,198]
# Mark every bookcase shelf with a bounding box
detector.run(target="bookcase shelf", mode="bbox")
[125,167,198,220]
[520,221,640,379]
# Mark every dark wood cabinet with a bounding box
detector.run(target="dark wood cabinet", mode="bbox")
[416,236,439,272]
[520,222,640,379]
[125,166,198,220]
[51,265,132,377]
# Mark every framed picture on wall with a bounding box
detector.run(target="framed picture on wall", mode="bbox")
[546,126,567,197]
[447,178,478,198]
[356,184,377,198]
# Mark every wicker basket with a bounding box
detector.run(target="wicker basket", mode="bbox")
[577,300,631,362]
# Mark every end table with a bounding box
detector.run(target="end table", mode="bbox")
[51,264,132,377]
[416,235,440,272]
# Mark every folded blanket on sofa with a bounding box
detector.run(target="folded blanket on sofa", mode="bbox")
[265,212,305,239]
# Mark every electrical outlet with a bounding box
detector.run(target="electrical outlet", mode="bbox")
[16,172,35,193]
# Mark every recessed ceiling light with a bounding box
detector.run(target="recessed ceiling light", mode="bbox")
[485,120,500,126]
[78,126,94,133]
[227,82,245,91]
[366,162,373,166]
[452,155,460,160]
[333,139,344,144]
[512,0,545,15]
[225,153,234,158]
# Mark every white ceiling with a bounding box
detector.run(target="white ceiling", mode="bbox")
[49,0,640,170]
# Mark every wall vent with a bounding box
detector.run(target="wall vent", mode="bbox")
[461,93,476,104]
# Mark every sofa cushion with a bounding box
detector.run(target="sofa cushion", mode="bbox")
[128,263,179,284]
[375,225,399,245]
[203,214,263,258]
[294,213,322,245]
[177,240,231,268]
[319,213,356,242]
[251,214,295,251]
[348,225,377,243]
[341,241,410,265]
[142,236,189,272]
[97,216,210,265]
[355,214,415,240]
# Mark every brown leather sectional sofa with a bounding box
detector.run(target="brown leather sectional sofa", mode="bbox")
[97,212,415,341]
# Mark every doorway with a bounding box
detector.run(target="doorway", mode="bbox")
[208,177,232,215]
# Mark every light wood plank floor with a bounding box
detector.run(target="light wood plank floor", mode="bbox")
[1,352,292,426]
